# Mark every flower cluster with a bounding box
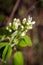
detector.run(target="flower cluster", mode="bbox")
[0,16,35,62]
[6,16,35,36]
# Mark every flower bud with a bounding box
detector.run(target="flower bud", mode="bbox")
[9,29,12,32]
[31,21,35,24]
[9,22,11,27]
[6,26,9,30]
[21,31,26,36]
[22,18,26,24]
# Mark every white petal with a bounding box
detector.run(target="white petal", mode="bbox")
[25,30,28,32]
[17,19,21,25]
[15,22,18,25]
[6,27,8,30]
[14,18,17,22]
[27,21,31,25]
[28,16,32,24]
[22,18,26,24]
[9,22,11,26]
[17,19,20,22]
[9,29,12,32]
[23,18,26,21]
[32,21,35,24]
[21,31,26,36]
[21,25,24,29]
[28,16,32,21]
[29,26,32,29]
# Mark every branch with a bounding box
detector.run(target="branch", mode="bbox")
[7,0,20,24]
[20,1,39,20]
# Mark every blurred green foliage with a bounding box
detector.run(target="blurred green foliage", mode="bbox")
[39,0,43,6]
[0,15,6,26]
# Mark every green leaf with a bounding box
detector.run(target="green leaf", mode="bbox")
[2,44,9,60]
[18,40,28,47]
[22,35,32,46]
[0,35,6,42]
[2,44,12,61]
[13,52,24,65]
[5,45,12,60]
[18,35,32,47]
[0,42,8,49]
[0,28,11,38]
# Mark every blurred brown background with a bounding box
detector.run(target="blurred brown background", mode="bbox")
[0,0,43,65]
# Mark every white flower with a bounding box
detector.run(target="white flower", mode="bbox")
[28,26,32,29]
[9,22,11,26]
[14,22,18,26]
[22,18,26,24]
[14,23,18,30]
[13,18,18,29]
[6,26,9,30]
[28,16,32,23]
[21,25,24,31]
[21,25,24,29]
[21,31,26,36]
[23,18,26,21]
[26,24,32,30]
[31,21,35,24]
[17,19,21,25]
[27,16,35,25]
[25,30,28,32]
[26,22,31,25]
[13,18,17,22]
[9,29,12,32]
[13,19,21,30]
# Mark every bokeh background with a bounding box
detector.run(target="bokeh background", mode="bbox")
[0,0,43,65]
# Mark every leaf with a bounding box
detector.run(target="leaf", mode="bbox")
[18,35,32,47]
[5,45,12,60]
[18,40,28,47]
[0,42,8,49]
[13,52,24,65]
[22,35,32,46]
[2,44,12,61]
[0,35,6,42]
[0,28,10,37]
[2,44,9,60]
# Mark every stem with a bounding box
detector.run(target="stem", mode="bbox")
[11,43,15,47]
[9,31,18,44]
[20,1,39,19]
[7,0,20,25]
